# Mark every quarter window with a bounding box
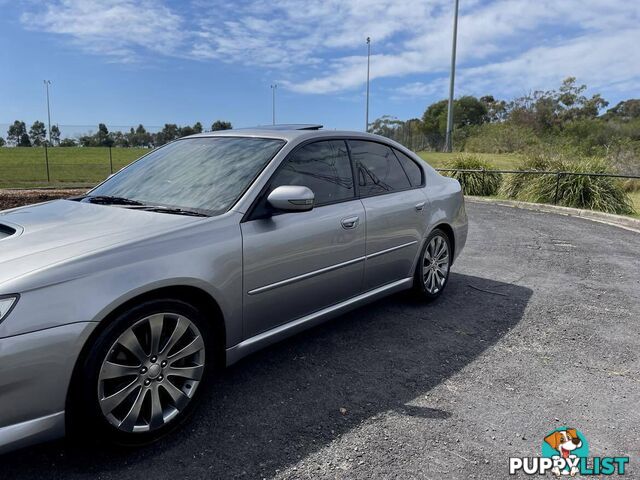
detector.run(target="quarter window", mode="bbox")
[349,140,411,196]
[269,140,355,205]
[393,148,423,187]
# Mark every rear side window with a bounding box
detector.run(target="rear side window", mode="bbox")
[349,140,411,196]
[393,149,423,187]
[269,140,355,205]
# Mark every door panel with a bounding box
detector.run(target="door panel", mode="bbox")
[361,190,428,290]
[241,200,366,338]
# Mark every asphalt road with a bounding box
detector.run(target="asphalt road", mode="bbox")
[1,201,639,479]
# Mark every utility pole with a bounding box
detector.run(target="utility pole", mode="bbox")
[44,80,52,144]
[270,84,277,125]
[444,0,459,152]
[365,37,371,132]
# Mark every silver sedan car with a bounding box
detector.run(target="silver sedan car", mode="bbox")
[0,125,467,453]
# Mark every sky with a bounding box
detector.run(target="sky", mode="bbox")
[1,0,639,137]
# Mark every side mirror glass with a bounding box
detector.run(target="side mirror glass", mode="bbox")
[267,185,314,212]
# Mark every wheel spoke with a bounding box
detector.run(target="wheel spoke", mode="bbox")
[161,317,190,356]
[119,388,147,431]
[117,329,147,363]
[101,378,139,414]
[436,254,449,265]
[149,385,164,429]
[100,361,140,380]
[167,364,204,381]
[168,336,204,362]
[161,379,190,409]
[148,314,165,356]
[429,271,436,292]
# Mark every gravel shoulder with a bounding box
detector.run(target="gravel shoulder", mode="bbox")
[1,202,638,479]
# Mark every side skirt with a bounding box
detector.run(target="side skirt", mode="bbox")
[225,277,413,366]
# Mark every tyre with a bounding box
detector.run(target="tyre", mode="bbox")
[413,228,452,302]
[70,298,212,446]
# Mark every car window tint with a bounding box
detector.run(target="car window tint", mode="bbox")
[270,140,354,205]
[349,140,411,195]
[393,148,423,186]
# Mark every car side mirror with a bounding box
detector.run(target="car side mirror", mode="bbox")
[267,185,314,212]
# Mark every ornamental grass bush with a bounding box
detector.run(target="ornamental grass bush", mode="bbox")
[500,154,634,215]
[443,154,501,196]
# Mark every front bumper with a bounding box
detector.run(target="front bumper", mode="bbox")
[0,321,96,454]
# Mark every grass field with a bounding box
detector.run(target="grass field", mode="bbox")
[417,151,521,169]
[1,146,638,216]
[0,147,148,188]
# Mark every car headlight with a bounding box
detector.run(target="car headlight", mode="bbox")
[0,295,19,323]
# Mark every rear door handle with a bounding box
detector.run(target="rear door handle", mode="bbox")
[415,202,426,211]
[341,215,360,229]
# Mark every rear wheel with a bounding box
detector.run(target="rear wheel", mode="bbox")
[413,229,452,301]
[72,299,212,446]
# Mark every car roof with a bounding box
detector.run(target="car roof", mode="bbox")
[187,125,393,143]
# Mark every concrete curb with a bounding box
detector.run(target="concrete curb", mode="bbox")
[466,196,640,234]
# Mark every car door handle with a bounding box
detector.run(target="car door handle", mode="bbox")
[341,216,360,229]
[415,202,426,211]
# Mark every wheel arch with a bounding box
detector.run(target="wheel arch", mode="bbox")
[433,223,455,265]
[64,284,226,434]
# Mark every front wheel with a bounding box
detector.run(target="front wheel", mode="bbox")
[71,299,212,446]
[413,229,452,301]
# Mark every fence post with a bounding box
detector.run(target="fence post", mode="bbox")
[553,171,562,205]
[44,143,51,183]
[109,146,113,174]
[481,167,486,195]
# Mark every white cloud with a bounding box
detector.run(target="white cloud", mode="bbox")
[21,0,185,62]
[19,0,640,98]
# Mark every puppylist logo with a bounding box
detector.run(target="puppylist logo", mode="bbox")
[509,427,629,476]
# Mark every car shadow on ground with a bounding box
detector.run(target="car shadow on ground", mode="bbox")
[1,273,532,479]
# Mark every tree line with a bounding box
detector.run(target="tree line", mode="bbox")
[0,120,233,148]
[370,77,640,172]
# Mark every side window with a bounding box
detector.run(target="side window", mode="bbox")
[349,140,411,196]
[393,148,423,187]
[270,140,354,205]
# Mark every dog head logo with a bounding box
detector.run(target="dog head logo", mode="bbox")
[542,427,589,476]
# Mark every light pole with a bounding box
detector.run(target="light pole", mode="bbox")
[444,0,459,152]
[365,37,371,132]
[270,84,277,125]
[44,80,52,144]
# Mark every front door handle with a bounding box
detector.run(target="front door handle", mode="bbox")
[415,202,426,211]
[341,215,360,229]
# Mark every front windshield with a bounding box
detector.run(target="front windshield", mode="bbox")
[89,137,285,215]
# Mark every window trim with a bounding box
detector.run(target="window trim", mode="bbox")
[347,139,421,200]
[391,147,425,188]
[243,136,427,222]
[243,138,357,221]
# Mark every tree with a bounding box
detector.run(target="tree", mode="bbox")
[134,124,152,147]
[193,122,203,134]
[50,125,61,146]
[155,124,180,146]
[96,123,113,147]
[7,120,28,146]
[19,133,32,147]
[0,137,5,147]
[29,120,47,146]
[59,138,77,147]
[603,99,640,121]
[480,95,508,123]
[211,120,232,131]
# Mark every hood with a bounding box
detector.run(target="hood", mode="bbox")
[0,199,202,288]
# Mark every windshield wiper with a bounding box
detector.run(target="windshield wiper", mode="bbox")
[139,206,210,217]
[84,195,145,206]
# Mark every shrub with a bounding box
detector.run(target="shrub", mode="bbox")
[443,154,501,196]
[502,154,635,215]
[463,123,541,154]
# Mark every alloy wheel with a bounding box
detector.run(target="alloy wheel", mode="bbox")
[97,313,205,433]
[423,234,450,295]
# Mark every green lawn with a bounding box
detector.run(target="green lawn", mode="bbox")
[417,151,522,170]
[0,147,148,188]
